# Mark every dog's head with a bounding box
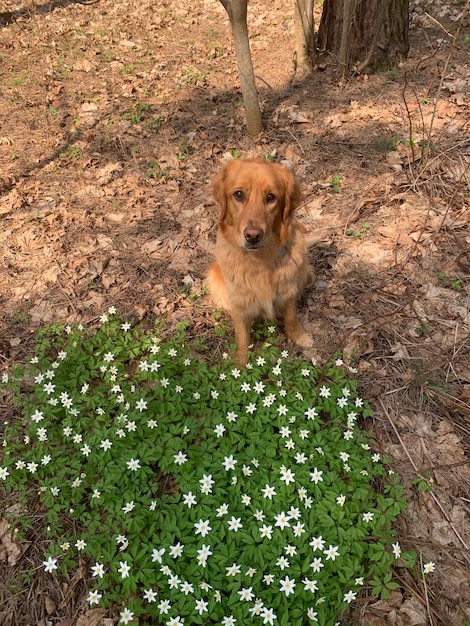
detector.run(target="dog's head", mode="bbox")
[211,158,303,250]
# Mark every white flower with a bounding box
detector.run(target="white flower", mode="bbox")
[166,617,184,626]
[228,516,243,532]
[197,544,212,566]
[214,424,226,437]
[259,524,273,539]
[152,547,165,563]
[319,385,330,398]
[100,439,112,451]
[169,542,184,558]
[180,581,194,594]
[222,455,237,471]
[143,588,157,603]
[238,587,255,601]
[303,578,319,592]
[337,397,348,408]
[280,466,295,484]
[261,607,277,625]
[195,599,208,615]
[157,599,171,614]
[199,474,215,494]
[324,545,340,561]
[309,536,325,551]
[194,519,212,537]
[168,574,180,589]
[292,522,306,537]
[226,563,241,576]
[173,451,187,465]
[423,562,435,574]
[246,402,257,414]
[183,492,197,508]
[119,608,134,624]
[43,557,58,573]
[241,494,251,506]
[216,503,229,517]
[279,575,296,596]
[307,607,318,621]
[75,539,87,551]
[91,562,105,578]
[254,381,265,393]
[81,444,91,456]
[87,590,102,605]
[276,555,289,570]
[274,512,290,530]
[310,468,323,484]
[392,542,401,559]
[136,398,147,411]
[222,616,237,626]
[262,484,276,499]
[126,458,141,471]
[31,410,44,423]
[0,467,9,480]
[43,382,55,394]
[263,393,276,407]
[122,501,135,513]
[277,404,288,415]
[343,590,357,603]
[118,561,131,578]
[336,494,346,506]
[310,557,324,572]
[272,364,282,376]
[362,511,374,522]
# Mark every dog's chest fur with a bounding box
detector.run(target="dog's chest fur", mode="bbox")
[215,226,308,318]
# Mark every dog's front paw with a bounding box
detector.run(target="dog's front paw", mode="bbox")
[289,329,313,348]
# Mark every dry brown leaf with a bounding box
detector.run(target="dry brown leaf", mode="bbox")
[0,519,22,566]
[76,609,106,626]
[44,596,57,615]
[73,58,93,72]
[395,597,428,626]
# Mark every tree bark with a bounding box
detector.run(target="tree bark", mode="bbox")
[294,0,315,73]
[219,0,263,136]
[318,0,409,75]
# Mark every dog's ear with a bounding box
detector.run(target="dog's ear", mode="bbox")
[211,162,230,222]
[280,165,303,243]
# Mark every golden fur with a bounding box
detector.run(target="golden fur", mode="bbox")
[207,158,313,365]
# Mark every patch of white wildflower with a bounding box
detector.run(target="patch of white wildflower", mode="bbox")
[0,313,414,625]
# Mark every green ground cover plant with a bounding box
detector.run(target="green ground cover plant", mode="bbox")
[1,309,419,625]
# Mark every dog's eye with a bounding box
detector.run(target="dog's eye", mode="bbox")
[233,190,245,202]
[266,193,276,203]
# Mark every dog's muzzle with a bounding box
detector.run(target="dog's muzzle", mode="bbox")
[244,226,264,249]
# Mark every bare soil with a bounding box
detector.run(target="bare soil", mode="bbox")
[0,0,469,624]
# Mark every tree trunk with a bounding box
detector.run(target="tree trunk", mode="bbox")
[294,0,315,73]
[318,0,409,75]
[218,0,263,136]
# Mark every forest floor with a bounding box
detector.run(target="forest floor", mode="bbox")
[0,0,469,624]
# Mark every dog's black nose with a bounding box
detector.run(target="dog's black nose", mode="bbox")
[244,227,264,247]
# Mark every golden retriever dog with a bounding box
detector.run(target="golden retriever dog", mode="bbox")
[206,157,313,365]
